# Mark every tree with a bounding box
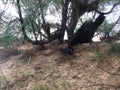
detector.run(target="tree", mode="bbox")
[60,0,120,41]
[0,0,120,47]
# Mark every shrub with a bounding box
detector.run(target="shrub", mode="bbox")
[110,43,120,54]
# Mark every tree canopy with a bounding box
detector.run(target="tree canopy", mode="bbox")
[0,0,120,47]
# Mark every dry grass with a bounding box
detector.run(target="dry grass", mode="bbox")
[0,42,120,90]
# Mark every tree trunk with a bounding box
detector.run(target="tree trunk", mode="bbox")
[16,0,28,40]
[30,18,38,42]
[59,0,69,43]
[67,0,99,40]
[67,11,81,40]
[67,5,85,39]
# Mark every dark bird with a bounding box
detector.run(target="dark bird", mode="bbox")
[60,46,73,56]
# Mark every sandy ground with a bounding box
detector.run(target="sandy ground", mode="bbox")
[0,42,120,90]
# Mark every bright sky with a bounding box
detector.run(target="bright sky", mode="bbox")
[105,5,120,22]
[0,1,120,22]
[0,1,18,17]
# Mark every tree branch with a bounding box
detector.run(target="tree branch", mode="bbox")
[96,3,120,15]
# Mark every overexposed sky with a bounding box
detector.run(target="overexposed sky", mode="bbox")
[105,5,120,22]
[0,1,120,22]
[0,1,18,17]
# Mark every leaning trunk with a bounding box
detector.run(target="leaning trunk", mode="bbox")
[67,0,99,40]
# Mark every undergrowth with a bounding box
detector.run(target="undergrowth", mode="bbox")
[32,78,67,90]
[110,43,120,57]
[95,52,105,62]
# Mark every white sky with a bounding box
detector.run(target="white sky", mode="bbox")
[0,1,18,17]
[105,5,120,22]
[0,1,120,22]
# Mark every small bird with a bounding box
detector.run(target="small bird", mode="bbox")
[60,46,73,56]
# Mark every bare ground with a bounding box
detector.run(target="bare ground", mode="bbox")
[0,42,120,90]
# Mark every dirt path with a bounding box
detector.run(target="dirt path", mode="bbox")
[1,43,120,90]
